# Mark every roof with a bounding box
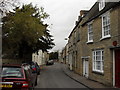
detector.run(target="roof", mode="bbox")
[81,2,120,26]
[68,1,120,39]
[68,15,83,38]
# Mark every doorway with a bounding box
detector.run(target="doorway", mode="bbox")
[115,49,120,88]
[83,59,89,78]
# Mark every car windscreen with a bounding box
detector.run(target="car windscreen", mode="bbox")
[1,66,24,78]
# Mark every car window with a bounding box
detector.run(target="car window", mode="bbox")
[1,67,24,78]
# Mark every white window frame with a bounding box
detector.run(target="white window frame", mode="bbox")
[99,0,105,11]
[101,12,110,39]
[92,49,104,73]
[87,23,93,43]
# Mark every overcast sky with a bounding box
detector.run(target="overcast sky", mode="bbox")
[20,0,97,52]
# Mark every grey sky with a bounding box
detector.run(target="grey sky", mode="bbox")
[20,0,97,52]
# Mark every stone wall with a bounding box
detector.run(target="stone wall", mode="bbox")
[2,59,27,64]
[74,5,120,86]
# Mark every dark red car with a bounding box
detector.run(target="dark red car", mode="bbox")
[0,64,37,90]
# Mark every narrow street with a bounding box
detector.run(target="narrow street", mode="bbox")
[35,62,89,88]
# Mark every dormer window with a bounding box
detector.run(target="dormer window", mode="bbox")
[99,0,105,11]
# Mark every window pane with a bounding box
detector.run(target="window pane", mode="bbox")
[96,51,100,56]
[96,55,101,61]
[96,61,101,70]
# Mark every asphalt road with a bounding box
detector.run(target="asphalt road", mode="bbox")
[35,62,89,88]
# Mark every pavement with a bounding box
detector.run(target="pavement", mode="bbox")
[61,63,119,89]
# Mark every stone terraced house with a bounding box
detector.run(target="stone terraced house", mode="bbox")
[68,1,120,88]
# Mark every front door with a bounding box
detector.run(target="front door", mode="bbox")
[115,49,120,88]
[83,59,89,78]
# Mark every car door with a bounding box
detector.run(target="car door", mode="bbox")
[24,69,33,88]
[29,67,37,86]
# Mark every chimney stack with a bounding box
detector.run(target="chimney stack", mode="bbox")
[80,10,89,17]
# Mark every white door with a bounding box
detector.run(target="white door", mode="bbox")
[83,59,89,78]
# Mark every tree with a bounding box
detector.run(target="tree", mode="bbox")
[49,52,58,60]
[2,4,55,60]
[38,29,55,52]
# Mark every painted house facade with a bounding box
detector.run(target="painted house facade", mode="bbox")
[68,1,120,88]
[32,50,49,66]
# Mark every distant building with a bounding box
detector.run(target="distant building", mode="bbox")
[32,50,49,66]
[58,51,63,63]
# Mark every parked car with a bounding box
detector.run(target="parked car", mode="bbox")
[46,60,54,65]
[0,64,37,90]
[27,61,40,75]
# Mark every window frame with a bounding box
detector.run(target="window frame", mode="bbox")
[92,49,104,73]
[87,23,93,43]
[101,12,110,39]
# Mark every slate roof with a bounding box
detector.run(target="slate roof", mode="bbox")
[82,2,120,26]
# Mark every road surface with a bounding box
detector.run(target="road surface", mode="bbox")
[35,62,89,88]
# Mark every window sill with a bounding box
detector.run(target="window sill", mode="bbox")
[100,36,111,41]
[92,70,104,75]
[86,41,93,44]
